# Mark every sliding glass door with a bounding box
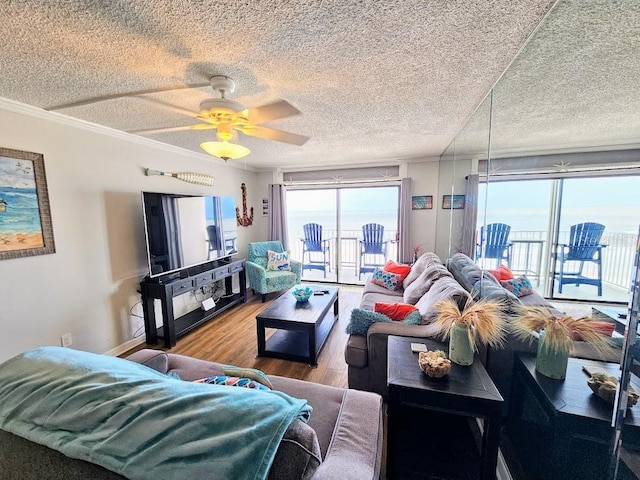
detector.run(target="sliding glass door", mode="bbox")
[478,174,639,303]
[286,185,400,284]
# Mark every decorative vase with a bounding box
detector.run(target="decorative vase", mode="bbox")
[449,322,475,366]
[535,330,569,379]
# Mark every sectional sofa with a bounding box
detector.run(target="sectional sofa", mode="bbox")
[0,348,383,480]
[345,252,621,407]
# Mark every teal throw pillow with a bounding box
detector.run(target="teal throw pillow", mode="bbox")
[346,308,422,336]
[500,275,534,297]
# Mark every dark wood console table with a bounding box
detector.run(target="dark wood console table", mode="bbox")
[140,258,247,348]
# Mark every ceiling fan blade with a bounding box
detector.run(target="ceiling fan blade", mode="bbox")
[242,125,309,146]
[46,82,210,111]
[128,124,214,135]
[245,100,302,124]
[131,96,201,119]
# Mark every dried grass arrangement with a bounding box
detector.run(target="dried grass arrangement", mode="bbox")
[511,306,613,355]
[433,297,507,350]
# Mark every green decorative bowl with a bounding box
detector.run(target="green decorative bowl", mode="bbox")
[292,286,313,303]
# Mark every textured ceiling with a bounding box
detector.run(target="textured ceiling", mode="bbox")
[0,0,557,170]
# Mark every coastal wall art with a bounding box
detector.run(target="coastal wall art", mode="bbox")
[0,148,55,260]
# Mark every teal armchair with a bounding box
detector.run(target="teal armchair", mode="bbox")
[246,241,302,302]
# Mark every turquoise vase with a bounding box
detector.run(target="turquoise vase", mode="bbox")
[449,323,475,366]
[536,330,569,379]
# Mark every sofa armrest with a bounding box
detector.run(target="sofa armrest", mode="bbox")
[311,389,383,480]
[246,260,268,292]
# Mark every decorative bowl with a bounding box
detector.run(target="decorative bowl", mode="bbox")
[418,350,451,378]
[292,286,313,303]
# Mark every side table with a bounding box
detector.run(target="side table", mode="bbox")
[387,336,503,480]
[507,353,640,480]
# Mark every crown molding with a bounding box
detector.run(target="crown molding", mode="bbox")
[0,96,258,172]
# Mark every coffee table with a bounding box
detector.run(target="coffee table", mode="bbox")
[256,285,338,366]
[387,335,503,480]
[593,305,637,335]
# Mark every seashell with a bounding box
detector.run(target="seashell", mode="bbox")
[418,350,452,378]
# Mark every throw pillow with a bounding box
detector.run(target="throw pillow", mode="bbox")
[571,321,616,341]
[194,375,270,391]
[383,260,412,282]
[266,250,291,271]
[500,276,534,297]
[371,268,402,291]
[487,265,515,281]
[223,365,274,389]
[374,302,418,321]
[346,308,422,336]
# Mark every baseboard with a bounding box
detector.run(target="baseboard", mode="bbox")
[103,337,146,357]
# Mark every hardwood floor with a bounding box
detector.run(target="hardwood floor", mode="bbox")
[131,284,363,388]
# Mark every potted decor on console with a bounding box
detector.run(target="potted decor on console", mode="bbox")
[512,306,614,379]
[434,297,507,366]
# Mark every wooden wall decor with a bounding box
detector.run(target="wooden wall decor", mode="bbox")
[236,183,254,227]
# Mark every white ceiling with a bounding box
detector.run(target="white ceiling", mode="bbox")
[0,0,557,170]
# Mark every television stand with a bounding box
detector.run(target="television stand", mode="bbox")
[140,258,247,348]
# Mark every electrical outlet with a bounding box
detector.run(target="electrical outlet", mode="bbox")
[60,333,73,347]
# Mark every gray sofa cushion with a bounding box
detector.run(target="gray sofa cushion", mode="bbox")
[268,420,321,480]
[415,275,472,323]
[403,252,442,289]
[403,262,452,304]
[472,274,521,311]
[446,253,483,292]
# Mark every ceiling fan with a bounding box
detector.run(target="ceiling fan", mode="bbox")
[128,75,310,160]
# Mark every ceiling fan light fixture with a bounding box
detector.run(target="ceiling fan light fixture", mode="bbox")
[200,140,250,161]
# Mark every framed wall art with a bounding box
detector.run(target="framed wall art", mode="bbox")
[411,195,433,210]
[442,194,465,210]
[0,147,56,260]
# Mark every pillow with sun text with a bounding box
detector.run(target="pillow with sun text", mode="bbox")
[266,250,291,271]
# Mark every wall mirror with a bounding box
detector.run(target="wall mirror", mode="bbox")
[442,0,640,478]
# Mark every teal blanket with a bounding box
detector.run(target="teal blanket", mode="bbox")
[0,347,312,480]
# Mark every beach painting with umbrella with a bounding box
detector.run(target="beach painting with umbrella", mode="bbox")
[0,148,55,260]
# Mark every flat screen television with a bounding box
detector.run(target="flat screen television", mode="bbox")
[142,191,238,279]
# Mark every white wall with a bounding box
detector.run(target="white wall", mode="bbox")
[406,160,440,256]
[0,100,262,362]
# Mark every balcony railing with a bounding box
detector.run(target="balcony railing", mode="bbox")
[290,229,398,276]
[503,230,636,291]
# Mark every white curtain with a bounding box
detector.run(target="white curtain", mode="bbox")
[268,184,289,247]
[398,178,412,263]
[461,174,479,258]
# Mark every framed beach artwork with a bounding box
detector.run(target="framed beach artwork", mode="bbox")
[442,194,465,210]
[411,195,433,210]
[0,148,55,260]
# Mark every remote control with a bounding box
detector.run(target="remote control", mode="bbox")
[411,343,428,353]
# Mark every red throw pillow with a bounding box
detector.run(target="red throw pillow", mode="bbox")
[383,260,412,282]
[488,265,514,281]
[374,302,418,321]
[571,321,616,341]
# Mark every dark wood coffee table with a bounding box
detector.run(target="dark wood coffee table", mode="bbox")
[256,286,338,366]
[387,335,503,480]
